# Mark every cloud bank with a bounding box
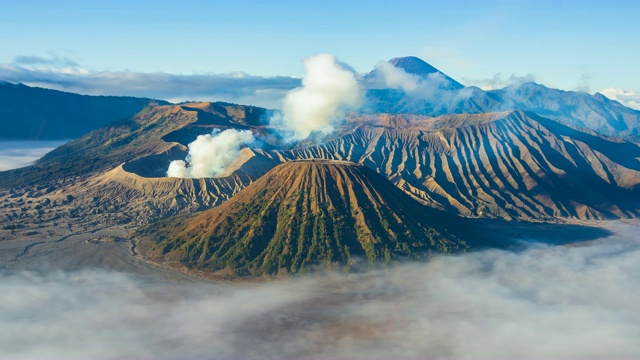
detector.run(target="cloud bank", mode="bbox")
[1,222,639,359]
[0,61,300,108]
[274,54,363,141]
[600,88,640,110]
[0,140,67,171]
[167,129,255,178]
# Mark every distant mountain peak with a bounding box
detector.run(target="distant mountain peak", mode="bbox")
[389,56,438,76]
[388,56,464,89]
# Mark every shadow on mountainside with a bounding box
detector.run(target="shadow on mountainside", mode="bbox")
[467,218,614,251]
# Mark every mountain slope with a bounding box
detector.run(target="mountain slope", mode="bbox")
[388,56,464,89]
[264,111,640,220]
[3,102,637,231]
[0,103,277,235]
[0,102,269,189]
[364,58,640,139]
[138,160,472,277]
[364,86,502,116]
[0,81,167,140]
[489,82,640,138]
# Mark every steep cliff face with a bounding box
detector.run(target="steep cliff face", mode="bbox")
[138,161,472,277]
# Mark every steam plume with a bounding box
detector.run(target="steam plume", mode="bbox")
[167,129,255,178]
[275,54,363,141]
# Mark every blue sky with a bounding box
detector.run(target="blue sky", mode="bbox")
[1,0,638,104]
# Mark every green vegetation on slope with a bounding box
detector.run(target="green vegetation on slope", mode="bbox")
[139,161,472,277]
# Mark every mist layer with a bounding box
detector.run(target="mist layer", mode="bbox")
[1,222,639,359]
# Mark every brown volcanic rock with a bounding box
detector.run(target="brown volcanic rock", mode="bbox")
[0,102,276,226]
[348,112,512,130]
[0,101,269,188]
[4,102,638,234]
[268,110,640,220]
[51,109,640,227]
[138,160,472,277]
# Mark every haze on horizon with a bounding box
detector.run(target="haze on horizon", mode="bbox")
[0,140,66,171]
[1,0,639,109]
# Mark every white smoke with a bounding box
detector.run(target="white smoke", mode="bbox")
[167,129,255,178]
[599,87,640,110]
[275,54,363,141]
[166,53,363,178]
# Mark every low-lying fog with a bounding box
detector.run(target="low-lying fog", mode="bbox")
[0,141,67,171]
[2,221,639,359]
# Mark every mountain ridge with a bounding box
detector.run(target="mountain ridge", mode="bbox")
[0,81,168,140]
[488,81,640,138]
[365,58,640,139]
[0,101,270,189]
[3,104,637,226]
[266,110,640,220]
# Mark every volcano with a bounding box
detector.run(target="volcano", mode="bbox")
[137,160,474,277]
[389,56,464,89]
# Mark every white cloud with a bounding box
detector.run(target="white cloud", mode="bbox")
[370,61,455,95]
[375,61,421,92]
[599,88,640,110]
[0,63,300,108]
[365,61,478,109]
[167,129,255,178]
[274,54,363,141]
[0,140,67,171]
[1,222,639,359]
[0,270,311,359]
